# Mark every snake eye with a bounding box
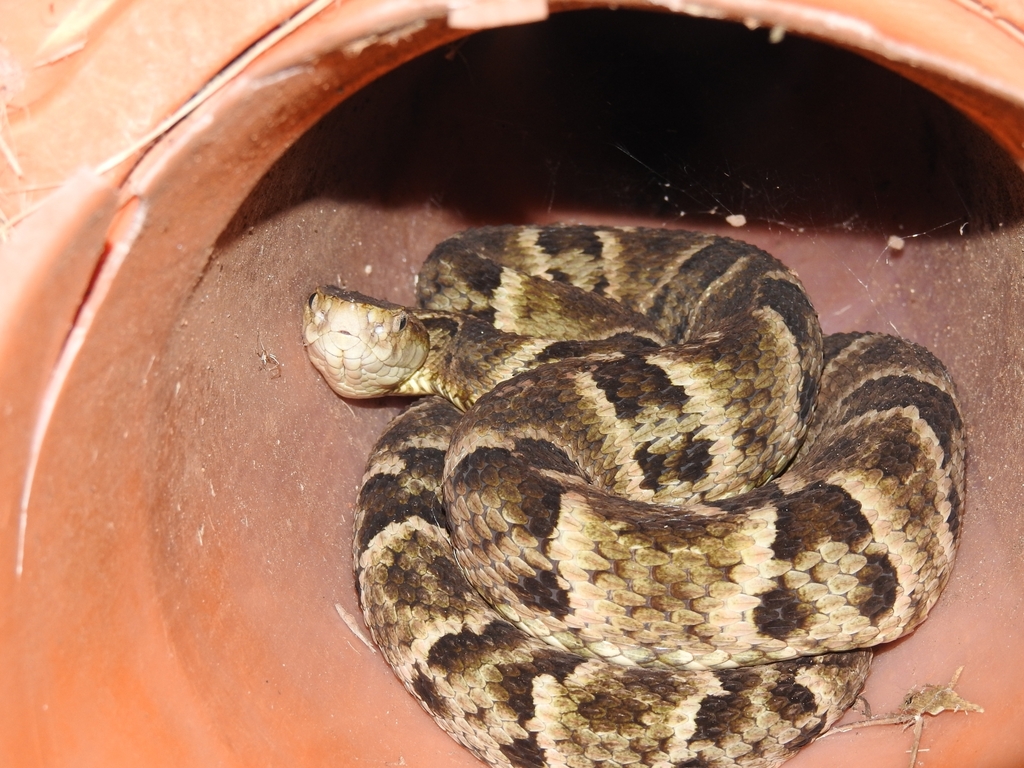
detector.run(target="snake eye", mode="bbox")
[308,293,317,310]
[397,314,407,331]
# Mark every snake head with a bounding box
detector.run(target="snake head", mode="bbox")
[303,286,429,399]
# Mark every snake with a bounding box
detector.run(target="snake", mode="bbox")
[302,225,966,768]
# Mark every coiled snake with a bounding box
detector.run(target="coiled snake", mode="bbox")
[303,225,965,768]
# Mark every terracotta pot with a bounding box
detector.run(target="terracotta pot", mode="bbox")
[2,1,1023,766]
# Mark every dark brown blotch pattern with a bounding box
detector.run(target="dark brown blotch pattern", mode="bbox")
[344,226,965,768]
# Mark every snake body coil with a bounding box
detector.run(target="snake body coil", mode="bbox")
[304,225,965,768]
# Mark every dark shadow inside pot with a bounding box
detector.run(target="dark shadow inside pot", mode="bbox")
[152,10,1024,767]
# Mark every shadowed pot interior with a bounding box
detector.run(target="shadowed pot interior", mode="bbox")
[6,7,1024,768]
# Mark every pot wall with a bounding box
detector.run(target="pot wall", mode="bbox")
[2,2,1024,767]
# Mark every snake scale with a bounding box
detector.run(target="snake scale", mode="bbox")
[302,225,966,768]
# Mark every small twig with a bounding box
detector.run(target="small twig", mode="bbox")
[0,181,67,194]
[334,603,377,654]
[825,667,983,767]
[256,333,282,378]
[0,132,22,177]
